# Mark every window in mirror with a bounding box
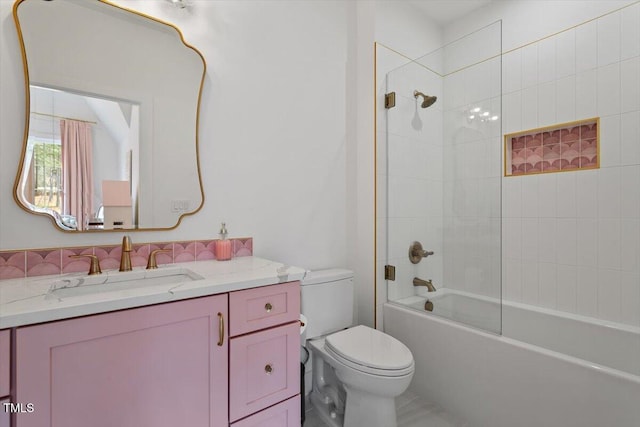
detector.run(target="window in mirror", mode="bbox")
[17,85,140,231]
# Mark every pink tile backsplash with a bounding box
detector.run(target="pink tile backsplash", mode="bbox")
[0,251,26,280]
[506,119,599,176]
[0,237,253,281]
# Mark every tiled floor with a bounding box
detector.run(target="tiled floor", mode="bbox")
[304,390,469,427]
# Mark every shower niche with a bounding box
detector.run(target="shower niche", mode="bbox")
[379,21,503,334]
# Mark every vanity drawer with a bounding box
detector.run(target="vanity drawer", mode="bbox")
[0,330,9,398]
[229,322,299,422]
[229,281,300,337]
[230,395,300,427]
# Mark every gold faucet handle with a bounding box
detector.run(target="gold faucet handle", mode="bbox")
[69,254,102,275]
[146,249,171,270]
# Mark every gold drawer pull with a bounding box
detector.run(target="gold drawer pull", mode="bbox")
[265,364,273,374]
[265,302,273,312]
[217,312,224,346]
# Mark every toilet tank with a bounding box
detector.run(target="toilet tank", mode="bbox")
[301,269,354,339]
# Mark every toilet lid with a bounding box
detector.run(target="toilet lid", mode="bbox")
[325,325,414,375]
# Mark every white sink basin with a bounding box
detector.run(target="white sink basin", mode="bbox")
[48,267,203,298]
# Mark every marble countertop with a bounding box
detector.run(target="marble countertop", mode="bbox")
[0,257,306,329]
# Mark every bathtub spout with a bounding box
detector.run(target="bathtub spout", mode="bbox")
[413,277,436,292]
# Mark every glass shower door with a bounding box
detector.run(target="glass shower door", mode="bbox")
[385,21,502,334]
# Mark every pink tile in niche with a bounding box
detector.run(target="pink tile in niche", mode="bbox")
[0,251,26,280]
[561,127,580,143]
[543,130,560,145]
[581,123,597,139]
[26,249,61,277]
[512,136,525,150]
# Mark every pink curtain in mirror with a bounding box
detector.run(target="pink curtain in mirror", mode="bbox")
[60,119,93,231]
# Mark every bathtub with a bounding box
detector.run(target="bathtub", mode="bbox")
[385,290,640,427]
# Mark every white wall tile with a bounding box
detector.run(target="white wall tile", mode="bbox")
[557,265,577,313]
[621,111,640,166]
[538,81,557,127]
[503,217,522,259]
[503,49,522,94]
[555,29,576,79]
[576,266,598,318]
[576,218,597,266]
[597,62,621,117]
[538,262,558,309]
[597,218,621,270]
[597,167,621,218]
[621,3,640,60]
[557,219,577,266]
[620,219,640,273]
[504,257,522,302]
[537,173,557,218]
[599,115,621,169]
[521,218,539,261]
[556,75,576,123]
[521,43,539,89]
[596,11,621,67]
[521,85,539,130]
[620,271,640,326]
[538,218,558,263]
[621,165,640,218]
[502,177,522,218]
[521,175,539,218]
[537,37,557,84]
[556,172,576,218]
[597,268,621,322]
[620,57,640,113]
[575,69,597,119]
[521,261,539,304]
[575,169,598,218]
[575,20,597,73]
[443,71,465,111]
[503,91,522,134]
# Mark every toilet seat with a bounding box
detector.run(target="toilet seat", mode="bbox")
[325,325,414,377]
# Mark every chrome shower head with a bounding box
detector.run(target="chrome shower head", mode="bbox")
[414,90,437,108]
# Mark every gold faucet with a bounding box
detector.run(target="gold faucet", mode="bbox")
[146,249,171,270]
[119,235,132,272]
[413,277,436,292]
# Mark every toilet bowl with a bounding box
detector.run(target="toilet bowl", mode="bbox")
[307,325,414,427]
[301,269,414,427]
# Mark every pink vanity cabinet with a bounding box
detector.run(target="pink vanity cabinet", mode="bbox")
[0,329,10,427]
[229,281,301,426]
[14,294,229,427]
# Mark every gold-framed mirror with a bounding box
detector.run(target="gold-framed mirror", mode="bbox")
[13,0,206,232]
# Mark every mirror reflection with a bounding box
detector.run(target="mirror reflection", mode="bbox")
[14,0,205,231]
[19,86,140,231]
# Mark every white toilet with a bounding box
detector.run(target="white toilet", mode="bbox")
[302,269,415,427]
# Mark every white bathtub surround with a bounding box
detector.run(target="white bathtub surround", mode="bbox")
[385,302,640,427]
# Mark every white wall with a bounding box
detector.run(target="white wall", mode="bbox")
[0,1,351,273]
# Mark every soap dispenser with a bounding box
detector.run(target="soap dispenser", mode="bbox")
[215,222,232,261]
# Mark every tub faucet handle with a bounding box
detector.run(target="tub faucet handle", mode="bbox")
[409,241,434,264]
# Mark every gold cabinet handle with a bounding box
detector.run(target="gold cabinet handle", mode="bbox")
[265,302,273,312]
[264,364,273,374]
[217,312,224,346]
